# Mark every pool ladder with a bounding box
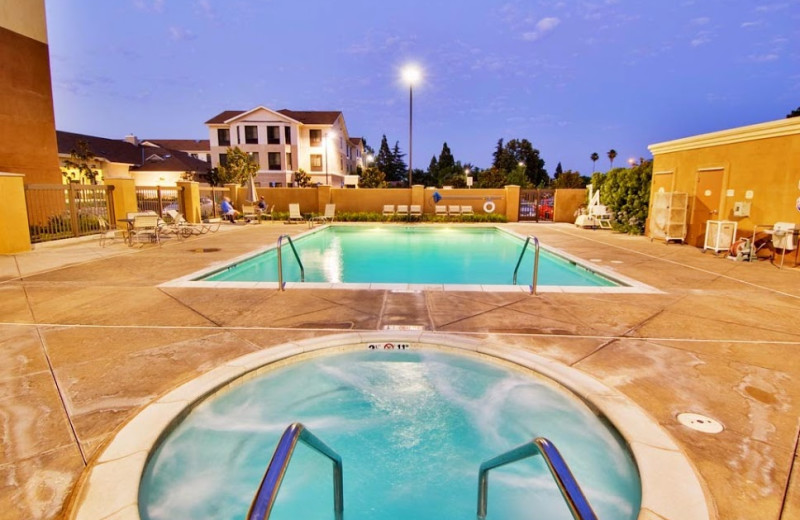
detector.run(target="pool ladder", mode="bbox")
[512,235,540,295]
[248,423,596,520]
[276,234,304,291]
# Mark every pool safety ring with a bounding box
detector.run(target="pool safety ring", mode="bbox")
[483,201,496,213]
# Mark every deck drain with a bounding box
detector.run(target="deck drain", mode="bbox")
[190,248,221,253]
[677,412,724,434]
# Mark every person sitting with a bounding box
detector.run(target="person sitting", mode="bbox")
[257,196,268,214]
[220,197,238,223]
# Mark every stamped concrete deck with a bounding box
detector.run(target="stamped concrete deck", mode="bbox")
[1,222,798,519]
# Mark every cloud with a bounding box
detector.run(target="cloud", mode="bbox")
[755,2,790,12]
[740,20,764,28]
[195,0,215,19]
[132,0,164,13]
[748,53,779,62]
[690,16,710,25]
[522,17,561,41]
[690,30,712,46]
[169,26,196,42]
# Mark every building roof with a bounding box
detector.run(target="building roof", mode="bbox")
[133,149,210,172]
[277,110,341,125]
[649,116,800,155]
[143,139,210,151]
[349,137,364,146]
[205,109,343,126]
[57,130,142,165]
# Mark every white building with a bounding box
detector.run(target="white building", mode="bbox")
[204,107,364,187]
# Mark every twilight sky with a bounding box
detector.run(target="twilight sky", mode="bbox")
[45,0,799,176]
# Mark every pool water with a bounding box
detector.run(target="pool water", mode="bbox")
[139,350,641,519]
[202,226,618,286]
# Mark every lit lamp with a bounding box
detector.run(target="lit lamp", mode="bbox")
[628,158,635,167]
[465,168,472,188]
[402,64,422,187]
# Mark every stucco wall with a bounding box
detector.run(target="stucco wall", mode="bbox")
[554,189,586,223]
[0,3,61,184]
[650,119,800,245]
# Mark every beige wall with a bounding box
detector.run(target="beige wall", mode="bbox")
[554,189,587,222]
[0,0,47,43]
[0,173,31,253]
[649,118,800,245]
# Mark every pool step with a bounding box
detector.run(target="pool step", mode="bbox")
[379,291,432,330]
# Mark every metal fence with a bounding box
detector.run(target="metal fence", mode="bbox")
[198,186,229,219]
[25,183,116,243]
[135,186,182,217]
[519,189,554,222]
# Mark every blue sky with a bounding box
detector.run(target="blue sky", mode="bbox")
[46,0,799,176]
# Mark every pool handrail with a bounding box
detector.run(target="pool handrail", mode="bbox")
[477,437,598,520]
[247,422,343,520]
[512,235,540,295]
[276,234,305,290]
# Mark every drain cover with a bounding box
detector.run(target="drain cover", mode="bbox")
[677,412,724,433]
[190,248,221,253]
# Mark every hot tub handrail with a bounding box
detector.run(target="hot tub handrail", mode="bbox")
[512,235,540,295]
[477,437,597,520]
[276,234,305,290]
[247,422,343,520]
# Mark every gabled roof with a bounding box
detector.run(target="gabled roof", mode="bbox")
[133,148,210,172]
[349,137,364,146]
[142,139,210,151]
[277,110,341,125]
[204,110,246,124]
[57,131,142,165]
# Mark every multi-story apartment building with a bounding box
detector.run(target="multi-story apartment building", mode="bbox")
[205,106,364,187]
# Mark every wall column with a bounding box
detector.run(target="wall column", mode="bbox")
[0,173,32,253]
[103,177,138,224]
[411,185,424,210]
[504,185,520,222]
[225,183,240,209]
[177,181,201,223]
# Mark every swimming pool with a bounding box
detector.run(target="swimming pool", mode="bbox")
[139,348,641,519]
[199,226,618,287]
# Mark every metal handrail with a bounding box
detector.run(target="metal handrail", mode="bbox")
[477,437,598,520]
[277,234,305,290]
[247,422,343,520]
[512,235,540,295]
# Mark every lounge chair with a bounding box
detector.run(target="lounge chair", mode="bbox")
[163,210,218,236]
[287,203,305,224]
[242,203,260,224]
[461,205,475,216]
[435,205,447,217]
[409,205,422,218]
[382,205,395,217]
[312,204,336,225]
[396,205,410,219]
[448,205,461,216]
[96,216,117,247]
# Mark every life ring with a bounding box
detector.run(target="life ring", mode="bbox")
[483,201,496,213]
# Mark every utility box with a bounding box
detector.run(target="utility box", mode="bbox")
[732,201,751,217]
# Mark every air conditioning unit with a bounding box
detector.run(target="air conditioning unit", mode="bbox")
[732,201,751,217]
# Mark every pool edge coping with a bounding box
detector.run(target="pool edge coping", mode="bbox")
[64,331,713,520]
[158,224,662,294]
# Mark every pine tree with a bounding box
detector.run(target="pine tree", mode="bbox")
[391,141,407,183]
[555,162,563,179]
[375,135,394,181]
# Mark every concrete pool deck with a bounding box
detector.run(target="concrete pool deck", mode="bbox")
[1,222,798,519]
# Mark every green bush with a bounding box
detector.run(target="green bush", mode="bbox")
[590,161,652,235]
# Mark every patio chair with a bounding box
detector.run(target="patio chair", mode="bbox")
[128,214,160,246]
[409,205,422,218]
[435,205,447,217]
[382,205,396,217]
[242,202,260,224]
[260,204,274,221]
[287,203,305,224]
[96,216,118,247]
[448,205,461,217]
[396,205,410,219]
[461,205,475,216]
[312,204,336,225]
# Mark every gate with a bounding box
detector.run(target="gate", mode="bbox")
[135,186,182,217]
[519,189,554,222]
[25,183,116,243]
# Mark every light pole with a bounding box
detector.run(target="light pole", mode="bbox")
[402,64,421,187]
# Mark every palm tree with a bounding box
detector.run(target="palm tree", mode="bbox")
[590,152,599,172]
[607,149,618,169]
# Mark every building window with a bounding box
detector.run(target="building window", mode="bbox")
[267,126,280,145]
[310,154,323,172]
[310,129,322,146]
[217,128,230,146]
[250,152,260,166]
[284,126,292,145]
[268,152,281,170]
[286,152,293,170]
[244,125,258,144]
[219,153,228,166]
